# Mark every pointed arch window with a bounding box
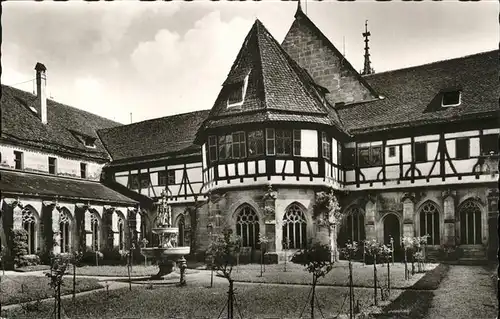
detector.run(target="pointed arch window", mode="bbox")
[236,206,260,248]
[419,201,440,245]
[59,210,71,253]
[118,218,125,250]
[22,208,38,254]
[459,200,482,245]
[90,213,100,251]
[339,206,365,247]
[282,204,307,249]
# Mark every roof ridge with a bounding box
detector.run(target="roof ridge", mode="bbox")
[254,20,269,121]
[363,49,499,77]
[98,109,211,133]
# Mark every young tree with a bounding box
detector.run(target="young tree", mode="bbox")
[282,237,290,272]
[364,239,384,306]
[46,256,70,319]
[258,234,270,277]
[292,242,335,319]
[379,244,392,299]
[206,229,242,319]
[313,189,342,262]
[340,241,358,319]
[69,250,84,302]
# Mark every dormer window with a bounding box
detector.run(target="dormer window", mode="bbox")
[83,137,96,148]
[70,131,96,148]
[441,91,461,107]
[227,72,250,107]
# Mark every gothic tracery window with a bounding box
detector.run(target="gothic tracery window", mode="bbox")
[419,201,440,245]
[338,206,365,248]
[459,199,482,245]
[22,208,37,254]
[236,206,260,248]
[59,210,71,253]
[282,204,307,249]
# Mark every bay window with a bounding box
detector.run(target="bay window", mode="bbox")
[322,132,331,159]
[208,136,217,162]
[248,130,264,157]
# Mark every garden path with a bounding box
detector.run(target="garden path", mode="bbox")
[424,265,498,319]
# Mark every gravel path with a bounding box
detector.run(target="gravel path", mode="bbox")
[424,265,498,319]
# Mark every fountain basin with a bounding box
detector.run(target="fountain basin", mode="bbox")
[141,246,191,258]
[152,227,179,234]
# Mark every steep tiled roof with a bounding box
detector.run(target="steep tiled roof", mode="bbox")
[1,85,120,160]
[339,50,500,134]
[199,19,339,133]
[281,7,378,106]
[0,169,136,205]
[98,110,210,162]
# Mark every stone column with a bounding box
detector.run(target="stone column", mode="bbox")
[402,194,415,237]
[365,200,377,240]
[487,189,499,260]
[51,207,61,255]
[12,204,23,230]
[442,190,456,246]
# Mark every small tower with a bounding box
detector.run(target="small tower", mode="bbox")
[361,20,374,75]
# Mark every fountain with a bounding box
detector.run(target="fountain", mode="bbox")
[141,190,190,285]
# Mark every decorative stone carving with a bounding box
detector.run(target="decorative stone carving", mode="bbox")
[263,184,278,201]
[441,189,457,200]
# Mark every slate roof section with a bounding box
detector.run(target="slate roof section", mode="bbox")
[97,110,211,162]
[0,169,137,205]
[1,85,120,161]
[200,19,339,133]
[339,50,500,134]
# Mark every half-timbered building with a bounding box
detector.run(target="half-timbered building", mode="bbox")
[2,6,497,265]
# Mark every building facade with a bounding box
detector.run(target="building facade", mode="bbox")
[2,6,498,265]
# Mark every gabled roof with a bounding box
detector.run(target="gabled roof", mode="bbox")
[98,110,210,162]
[0,169,137,205]
[199,19,340,133]
[1,85,120,161]
[339,50,500,134]
[281,6,378,106]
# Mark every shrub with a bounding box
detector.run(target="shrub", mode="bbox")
[11,229,29,267]
[101,247,124,265]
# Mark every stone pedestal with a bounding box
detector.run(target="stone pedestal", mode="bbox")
[265,223,276,252]
[487,190,498,260]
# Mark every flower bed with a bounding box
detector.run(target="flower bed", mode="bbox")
[231,261,438,289]
[14,265,51,272]
[0,275,102,305]
[3,283,398,318]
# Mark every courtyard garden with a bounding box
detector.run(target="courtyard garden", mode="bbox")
[0,275,102,306]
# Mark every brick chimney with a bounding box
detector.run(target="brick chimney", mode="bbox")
[35,62,47,124]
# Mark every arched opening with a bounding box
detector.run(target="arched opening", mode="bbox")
[282,203,307,249]
[236,205,260,248]
[338,206,365,247]
[22,207,39,255]
[459,199,482,245]
[59,208,72,253]
[418,201,440,245]
[383,213,401,251]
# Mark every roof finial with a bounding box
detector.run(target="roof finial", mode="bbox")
[362,20,374,75]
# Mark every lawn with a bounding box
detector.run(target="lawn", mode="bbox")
[230,260,438,289]
[69,265,199,277]
[0,275,102,305]
[3,283,404,319]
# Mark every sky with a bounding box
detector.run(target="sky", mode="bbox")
[2,1,498,125]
